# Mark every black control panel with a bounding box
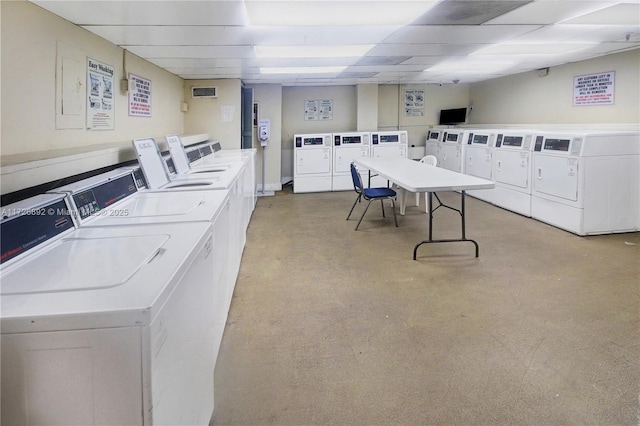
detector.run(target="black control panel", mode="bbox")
[534,135,544,152]
[187,149,201,163]
[1,198,74,265]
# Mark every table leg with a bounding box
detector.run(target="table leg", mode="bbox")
[413,191,480,259]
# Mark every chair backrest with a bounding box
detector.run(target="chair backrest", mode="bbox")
[420,155,437,167]
[350,163,363,193]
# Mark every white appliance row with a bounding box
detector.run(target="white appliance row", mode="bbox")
[293,130,408,193]
[0,136,256,425]
[427,128,639,235]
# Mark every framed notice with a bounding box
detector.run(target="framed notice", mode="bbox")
[573,71,615,106]
[304,99,333,121]
[404,90,424,116]
[128,73,152,117]
[86,58,115,130]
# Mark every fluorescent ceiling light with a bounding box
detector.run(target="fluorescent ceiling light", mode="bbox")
[473,43,596,55]
[260,66,347,74]
[255,45,374,58]
[426,61,515,74]
[245,1,438,26]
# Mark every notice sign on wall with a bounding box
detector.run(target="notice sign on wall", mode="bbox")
[129,73,152,117]
[86,58,115,130]
[573,71,615,106]
[304,99,333,121]
[404,90,424,116]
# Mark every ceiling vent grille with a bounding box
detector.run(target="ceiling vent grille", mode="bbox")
[191,86,217,98]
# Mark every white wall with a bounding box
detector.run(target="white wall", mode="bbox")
[183,79,242,150]
[469,49,640,126]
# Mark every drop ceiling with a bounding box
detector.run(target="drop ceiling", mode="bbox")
[30,0,640,86]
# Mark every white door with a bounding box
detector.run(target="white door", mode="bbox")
[533,154,579,201]
[466,146,492,179]
[494,150,529,189]
[295,148,331,175]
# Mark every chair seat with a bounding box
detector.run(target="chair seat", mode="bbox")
[363,187,396,198]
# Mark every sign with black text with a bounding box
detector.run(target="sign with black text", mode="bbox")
[128,73,152,117]
[573,71,615,106]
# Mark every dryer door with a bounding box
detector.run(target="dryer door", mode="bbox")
[534,154,578,201]
[494,150,529,189]
[295,148,331,175]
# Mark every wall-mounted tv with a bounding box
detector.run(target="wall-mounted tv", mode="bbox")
[439,108,467,125]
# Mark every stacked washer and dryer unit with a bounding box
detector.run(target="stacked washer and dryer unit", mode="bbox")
[0,137,256,425]
[293,130,408,193]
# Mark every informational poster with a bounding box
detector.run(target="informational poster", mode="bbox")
[573,71,615,106]
[304,99,333,120]
[86,58,115,130]
[404,90,424,117]
[128,73,152,117]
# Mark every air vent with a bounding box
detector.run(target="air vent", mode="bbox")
[191,86,217,99]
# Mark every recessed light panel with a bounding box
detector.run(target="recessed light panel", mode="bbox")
[245,1,439,26]
[255,45,374,58]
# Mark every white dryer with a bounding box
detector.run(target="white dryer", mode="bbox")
[439,129,466,173]
[531,131,640,235]
[293,133,333,193]
[1,194,218,425]
[464,130,497,203]
[491,130,536,216]
[332,132,371,191]
[425,129,443,160]
[370,130,408,187]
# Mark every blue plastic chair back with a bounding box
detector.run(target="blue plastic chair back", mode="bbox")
[350,163,363,192]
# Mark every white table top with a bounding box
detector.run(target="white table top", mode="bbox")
[355,157,494,193]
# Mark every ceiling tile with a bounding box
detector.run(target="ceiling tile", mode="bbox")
[561,3,640,25]
[485,1,618,25]
[32,1,249,25]
[81,25,253,46]
[124,45,255,59]
[382,24,541,44]
[411,0,533,25]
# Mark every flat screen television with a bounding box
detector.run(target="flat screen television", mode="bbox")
[439,108,467,125]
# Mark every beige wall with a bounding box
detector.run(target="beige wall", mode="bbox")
[469,49,640,125]
[1,0,184,158]
[183,79,242,150]
[378,83,471,148]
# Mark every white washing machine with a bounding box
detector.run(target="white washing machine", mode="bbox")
[1,194,218,425]
[370,130,408,187]
[425,129,443,160]
[531,131,640,235]
[293,133,333,193]
[464,130,497,203]
[332,132,371,191]
[133,138,239,191]
[121,160,245,299]
[491,130,536,217]
[166,134,256,225]
[438,129,466,174]
[48,169,234,332]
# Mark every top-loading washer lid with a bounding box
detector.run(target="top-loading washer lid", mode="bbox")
[132,137,172,189]
[166,134,192,173]
[1,234,169,295]
[165,135,229,175]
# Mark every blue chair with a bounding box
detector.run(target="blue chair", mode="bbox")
[347,162,398,230]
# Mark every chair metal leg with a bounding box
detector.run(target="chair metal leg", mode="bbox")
[355,199,374,230]
[346,194,362,220]
[391,198,398,227]
[380,199,386,218]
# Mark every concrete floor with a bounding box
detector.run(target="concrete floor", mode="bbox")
[213,186,639,425]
